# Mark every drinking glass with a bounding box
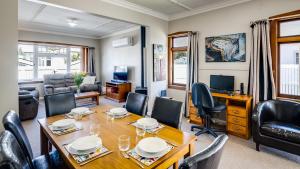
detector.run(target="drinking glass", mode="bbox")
[136,124,146,137]
[106,112,115,121]
[74,113,83,121]
[118,135,130,151]
[89,123,100,137]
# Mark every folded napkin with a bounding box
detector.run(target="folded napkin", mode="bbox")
[48,124,82,136]
[64,144,110,165]
[127,144,173,166]
[65,110,95,119]
[131,122,165,134]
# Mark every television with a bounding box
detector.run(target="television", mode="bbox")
[210,75,234,92]
[113,66,128,81]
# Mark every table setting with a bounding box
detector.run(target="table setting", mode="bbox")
[106,107,131,119]
[48,119,82,135]
[65,107,95,119]
[130,117,165,134]
[63,135,112,166]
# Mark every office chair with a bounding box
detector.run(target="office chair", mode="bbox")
[191,83,226,137]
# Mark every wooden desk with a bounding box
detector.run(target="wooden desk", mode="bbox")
[188,92,252,139]
[38,105,196,169]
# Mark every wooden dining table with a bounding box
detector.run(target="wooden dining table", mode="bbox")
[38,105,196,169]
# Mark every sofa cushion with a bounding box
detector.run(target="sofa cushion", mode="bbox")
[69,86,77,93]
[261,121,300,144]
[53,87,71,94]
[80,84,98,92]
[65,74,75,87]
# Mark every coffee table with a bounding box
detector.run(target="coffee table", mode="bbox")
[75,91,100,106]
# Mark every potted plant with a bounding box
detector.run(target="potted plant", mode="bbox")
[74,72,86,94]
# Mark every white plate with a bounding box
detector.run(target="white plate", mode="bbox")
[109,108,127,116]
[52,119,75,130]
[135,146,168,158]
[69,135,102,155]
[137,137,168,154]
[136,118,158,130]
[71,107,89,114]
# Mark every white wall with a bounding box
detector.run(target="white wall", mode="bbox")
[168,0,300,102]
[42,0,169,110]
[0,0,18,130]
[99,28,141,90]
[18,30,101,96]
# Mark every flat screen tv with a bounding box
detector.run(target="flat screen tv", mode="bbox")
[210,75,234,92]
[113,66,128,81]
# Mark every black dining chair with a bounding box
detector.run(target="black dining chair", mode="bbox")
[124,92,148,116]
[2,111,67,169]
[44,92,76,117]
[151,97,183,129]
[179,134,228,169]
[191,83,226,137]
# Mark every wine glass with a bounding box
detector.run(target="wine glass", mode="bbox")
[118,135,130,152]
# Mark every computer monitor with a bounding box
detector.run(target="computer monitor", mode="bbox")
[210,75,234,92]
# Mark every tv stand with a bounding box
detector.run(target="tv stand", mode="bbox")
[105,82,131,102]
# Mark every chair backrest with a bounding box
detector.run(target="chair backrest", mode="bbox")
[191,83,214,117]
[44,92,76,117]
[151,97,183,129]
[179,134,228,169]
[125,92,148,116]
[0,131,31,169]
[2,111,33,161]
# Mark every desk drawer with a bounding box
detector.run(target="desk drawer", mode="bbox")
[227,115,246,126]
[227,106,247,118]
[227,123,247,135]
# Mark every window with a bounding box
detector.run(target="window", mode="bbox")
[270,10,300,99]
[18,42,82,81]
[168,32,189,89]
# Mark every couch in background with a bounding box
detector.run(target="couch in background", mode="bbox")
[252,100,300,155]
[43,73,101,95]
[19,86,39,121]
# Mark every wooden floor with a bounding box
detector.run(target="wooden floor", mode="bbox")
[22,97,300,169]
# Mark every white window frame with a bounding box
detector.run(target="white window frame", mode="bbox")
[18,42,82,81]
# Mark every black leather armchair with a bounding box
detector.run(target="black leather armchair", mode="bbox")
[44,92,76,117]
[2,111,68,169]
[151,97,183,129]
[124,92,148,116]
[252,100,300,155]
[19,87,39,121]
[179,134,228,169]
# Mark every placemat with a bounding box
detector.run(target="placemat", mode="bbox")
[127,144,174,166]
[48,124,82,136]
[131,122,165,134]
[64,144,111,166]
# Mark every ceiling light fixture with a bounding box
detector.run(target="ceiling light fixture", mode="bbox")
[67,18,78,27]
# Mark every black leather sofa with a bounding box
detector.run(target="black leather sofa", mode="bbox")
[252,100,300,155]
[18,87,39,121]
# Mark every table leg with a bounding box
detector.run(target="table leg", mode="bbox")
[40,127,49,155]
[184,141,195,158]
[96,95,99,105]
[173,161,179,169]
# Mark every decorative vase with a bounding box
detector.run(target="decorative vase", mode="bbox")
[77,88,80,94]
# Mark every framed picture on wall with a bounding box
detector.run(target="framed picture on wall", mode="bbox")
[205,33,246,62]
[153,44,166,82]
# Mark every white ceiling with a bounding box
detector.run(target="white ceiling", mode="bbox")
[18,0,139,39]
[102,0,252,20]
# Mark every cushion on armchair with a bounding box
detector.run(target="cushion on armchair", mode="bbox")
[261,121,300,144]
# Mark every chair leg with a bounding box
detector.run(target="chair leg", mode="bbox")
[207,129,218,138]
[195,128,208,136]
[191,125,203,131]
[256,143,260,151]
